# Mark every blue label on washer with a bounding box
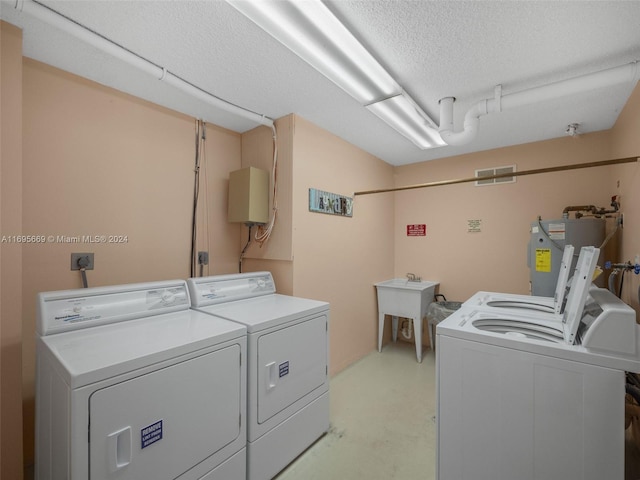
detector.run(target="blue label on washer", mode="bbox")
[141,420,163,449]
[279,361,289,378]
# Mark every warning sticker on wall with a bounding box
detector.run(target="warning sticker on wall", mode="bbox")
[467,219,482,233]
[406,224,426,236]
[535,249,552,272]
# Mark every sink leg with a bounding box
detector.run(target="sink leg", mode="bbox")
[392,316,399,343]
[414,316,423,363]
[378,313,385,352]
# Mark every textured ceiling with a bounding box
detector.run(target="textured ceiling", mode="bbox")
[2,0,640,166]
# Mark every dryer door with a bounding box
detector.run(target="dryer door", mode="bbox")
[89,344,242,479]
[257,314,328,424]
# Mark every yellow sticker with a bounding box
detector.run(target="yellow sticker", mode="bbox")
[535,249,552,272]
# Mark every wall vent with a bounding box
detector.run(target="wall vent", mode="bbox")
[475,165,516,186]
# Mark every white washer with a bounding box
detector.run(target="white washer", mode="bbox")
[36,280,247,480]
[436,254,640,480]
[466,245,576,315]
[187,272,330,480]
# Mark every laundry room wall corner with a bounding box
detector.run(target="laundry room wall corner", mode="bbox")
[394,130,616,304]
[236,115,294,291]
[609,81,640,316]
[290,115,395,375]
[0,20,25,480]
[239,115,294,265]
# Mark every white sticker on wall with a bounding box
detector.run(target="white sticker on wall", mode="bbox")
[468,219,482,233]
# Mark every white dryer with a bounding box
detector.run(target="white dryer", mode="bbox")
[36,280,247,480]
[188,272,330,480]
[436,251,640,480]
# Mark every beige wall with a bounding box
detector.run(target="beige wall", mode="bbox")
[19,58,242,468]
[290,115,395,375]
[392,82,640,345]
[238,114,396,374]
[240,116,295,293]
[394,132,616,303]
[1,20,25,480]
[241,117,294,263]
[609,82,640,313]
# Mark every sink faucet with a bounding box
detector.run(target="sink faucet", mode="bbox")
[406,273,421,282]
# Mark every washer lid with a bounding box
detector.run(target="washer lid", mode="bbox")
[553,244,575,314]
[562,246,600,345]
[195,294,329,333]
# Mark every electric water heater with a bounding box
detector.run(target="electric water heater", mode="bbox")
[528,218,605,296]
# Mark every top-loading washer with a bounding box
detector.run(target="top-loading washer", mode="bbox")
[187,272,330,480]
[436,252,640,480]
[465,246,602,347]
[36,280,247,480]
[466,244,576,315]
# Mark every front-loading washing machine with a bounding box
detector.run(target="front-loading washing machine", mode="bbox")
[436,265,640,480]
[187,272,330,480]
[36,280,247,480]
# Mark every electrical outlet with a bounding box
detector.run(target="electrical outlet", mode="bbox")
[198,251,209,266]
[71,253,94,270]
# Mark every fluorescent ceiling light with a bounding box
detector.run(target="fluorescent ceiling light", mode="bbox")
[227,0,444,150]
[227,0,399,104]
[367,93,447,149]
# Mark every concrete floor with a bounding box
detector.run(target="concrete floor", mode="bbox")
[25,338,640,479]
[275,341,436,480]
[275,340,640,480]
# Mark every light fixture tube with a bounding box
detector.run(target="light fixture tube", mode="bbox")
[366,93,446,149]
[227,0,400,104]
[227,0,444,149]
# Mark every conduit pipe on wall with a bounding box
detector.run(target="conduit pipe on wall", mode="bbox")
[353,156,639,196]
[439,61,640,146]
[15,0,275,128]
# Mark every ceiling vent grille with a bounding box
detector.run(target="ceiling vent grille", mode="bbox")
[475,165,516,186]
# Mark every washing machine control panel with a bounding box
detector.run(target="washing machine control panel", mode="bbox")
[188,271,276,306]
[37,281,190,336]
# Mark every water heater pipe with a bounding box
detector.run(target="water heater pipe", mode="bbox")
[439,61,639,146]
[14,0,274,128]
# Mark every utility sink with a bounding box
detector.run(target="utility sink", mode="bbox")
[375,278,439,362]
[375,279,439,318]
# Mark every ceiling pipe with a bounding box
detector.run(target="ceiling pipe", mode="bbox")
[439,61,639,146]
[14,0,274,128]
